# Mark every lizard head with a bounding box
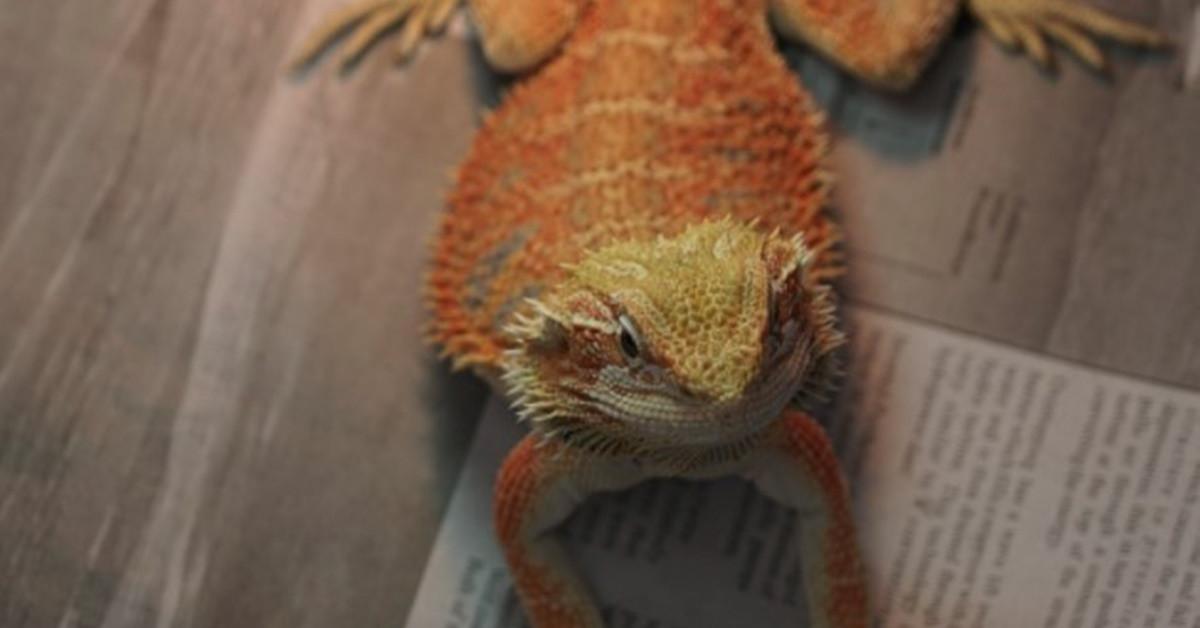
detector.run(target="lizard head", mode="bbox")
[501,219,842,463]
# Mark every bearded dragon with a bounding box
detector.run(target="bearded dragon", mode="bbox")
[294,1,1167,626]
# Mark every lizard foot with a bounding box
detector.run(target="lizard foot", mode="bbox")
[967,0,1170,72]
[292,0,458,71]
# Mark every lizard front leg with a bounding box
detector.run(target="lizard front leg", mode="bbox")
[770,0,1168,89]
[293,0,457,70]
[293,0,581,73]
[967,0,1169,72]
[494,435,644,628]
[742,411,868,628]
[468,0,582,73]
[769,0,964,89]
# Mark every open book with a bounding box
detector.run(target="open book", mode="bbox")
[406,306,1200,627]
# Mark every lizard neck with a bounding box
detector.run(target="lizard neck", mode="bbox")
[573,0,774,54]
[580,0,770,37]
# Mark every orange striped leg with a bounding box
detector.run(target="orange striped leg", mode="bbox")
[744,411,868,628]
[769,0,962,89]
[494,436,641,628]
[770,0,1169,85]
[467,0,581,73]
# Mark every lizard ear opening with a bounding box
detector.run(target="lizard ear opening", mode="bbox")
[528,314,569,354]
[505,299,569,355]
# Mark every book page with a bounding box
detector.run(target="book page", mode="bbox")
[405,306,1200,627]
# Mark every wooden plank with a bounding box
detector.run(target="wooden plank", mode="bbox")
[0,1,488,626]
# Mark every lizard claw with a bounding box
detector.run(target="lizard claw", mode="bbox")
[968,0,1170,73]
[292,0,459,72]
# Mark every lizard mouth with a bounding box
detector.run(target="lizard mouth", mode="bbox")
[501,321,837,471]
[579,353,807,447]
[502,364,807,473]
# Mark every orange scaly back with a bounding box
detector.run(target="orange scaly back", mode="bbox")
[425,0,840,372]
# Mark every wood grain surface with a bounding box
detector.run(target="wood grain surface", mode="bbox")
[0,1,1196,627]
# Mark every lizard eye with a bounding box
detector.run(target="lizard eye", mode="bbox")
[617,314,642,361]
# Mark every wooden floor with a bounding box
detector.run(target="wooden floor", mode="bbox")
[0,1,1196,627]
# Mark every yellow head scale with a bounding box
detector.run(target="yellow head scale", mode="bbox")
[501,219,842,470]
[570,220,770,401]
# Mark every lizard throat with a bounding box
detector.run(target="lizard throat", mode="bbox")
[499,322,839,473]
